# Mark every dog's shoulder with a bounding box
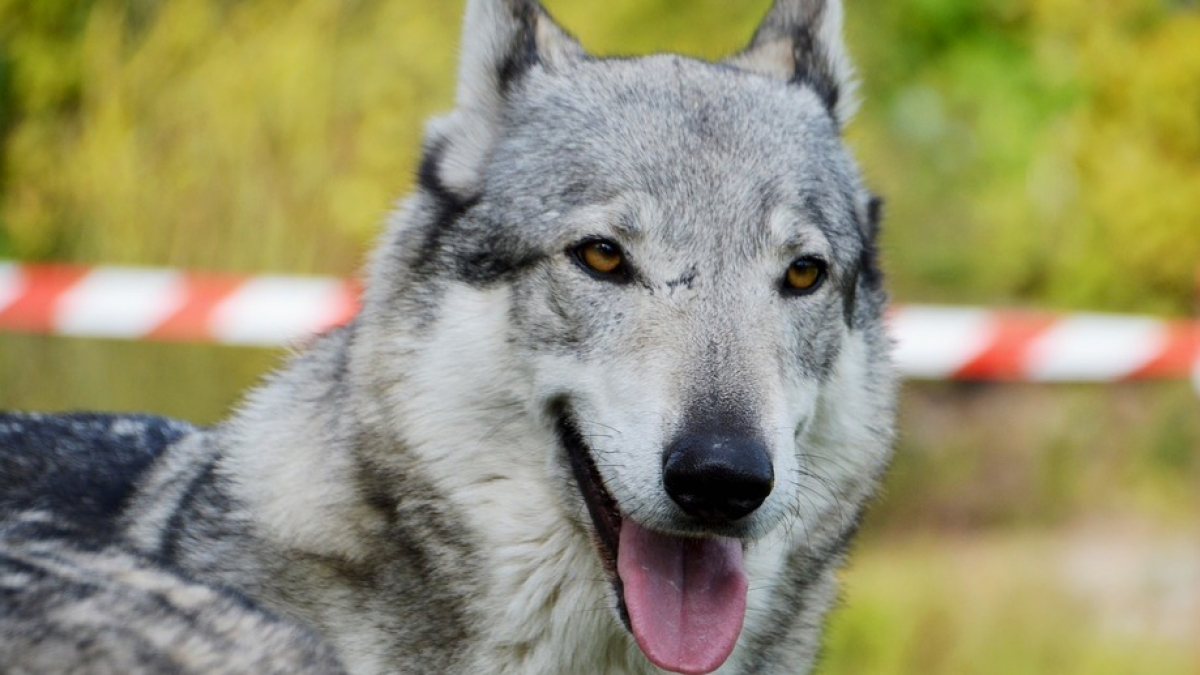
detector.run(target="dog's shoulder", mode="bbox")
[0,509,346,674]
[0,413,348,673]
[0,412,196,536]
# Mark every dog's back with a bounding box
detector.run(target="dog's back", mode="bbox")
[0,413,188,532]
[0,414,344,674]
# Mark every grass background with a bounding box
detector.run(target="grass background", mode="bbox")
[1,0,1198,672]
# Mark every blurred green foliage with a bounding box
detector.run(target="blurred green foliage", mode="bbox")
[882,381,1200,529]
[826,532,1198,674]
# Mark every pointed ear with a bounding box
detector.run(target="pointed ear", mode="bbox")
[726,0,858,126]
[455,0,583,110]
[425,0,584,197]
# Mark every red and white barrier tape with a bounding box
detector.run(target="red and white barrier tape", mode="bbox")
[2,262,1199,384]
[0,263,358,347]
[888,306,1200,383]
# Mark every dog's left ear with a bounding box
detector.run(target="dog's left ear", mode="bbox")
[726,0,857,127]
[426,0,584,197]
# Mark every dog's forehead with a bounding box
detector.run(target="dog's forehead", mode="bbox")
[487,55,861,249]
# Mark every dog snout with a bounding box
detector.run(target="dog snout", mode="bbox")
[662,433,773,522]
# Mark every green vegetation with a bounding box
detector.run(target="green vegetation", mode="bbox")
[827,532,1198,675]
[0,1,1197,672]
[848,0,1200,314]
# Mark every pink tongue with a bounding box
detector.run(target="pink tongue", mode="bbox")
[617,520,748,675]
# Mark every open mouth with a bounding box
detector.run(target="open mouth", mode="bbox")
[553,405,750,675]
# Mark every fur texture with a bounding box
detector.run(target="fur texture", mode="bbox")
[0,1,896,673]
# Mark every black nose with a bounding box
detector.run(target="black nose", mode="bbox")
[662,432,774,522]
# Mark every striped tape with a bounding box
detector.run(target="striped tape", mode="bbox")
[0,263,358,348]
[1,262,1198,382]
[887,306,1200,382]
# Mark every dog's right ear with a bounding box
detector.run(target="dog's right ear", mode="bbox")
[726,0,857,127]
[424,0,584,199]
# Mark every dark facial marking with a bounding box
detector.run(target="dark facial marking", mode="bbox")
[840,265,858,328]
[859,196,884,289]
[842,195,885,328]
[417,140,475,216]
[664,267,697,291]
[413,142,540,286]
[454,228,544,285]
[412,141,479,280]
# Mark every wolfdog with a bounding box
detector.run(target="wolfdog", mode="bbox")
[0,0,895,673]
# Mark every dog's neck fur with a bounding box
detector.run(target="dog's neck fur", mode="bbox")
[217,285,668,673]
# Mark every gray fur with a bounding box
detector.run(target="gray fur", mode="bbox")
[0,1,895,673]
[0,513,345,675]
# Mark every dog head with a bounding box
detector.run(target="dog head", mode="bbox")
[362,1,895,672]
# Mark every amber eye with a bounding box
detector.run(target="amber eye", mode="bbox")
[573,239,628,279]
[783,257,826,295]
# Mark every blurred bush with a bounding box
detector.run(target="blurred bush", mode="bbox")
[0,0,461,273]
[846,0,1200,314]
